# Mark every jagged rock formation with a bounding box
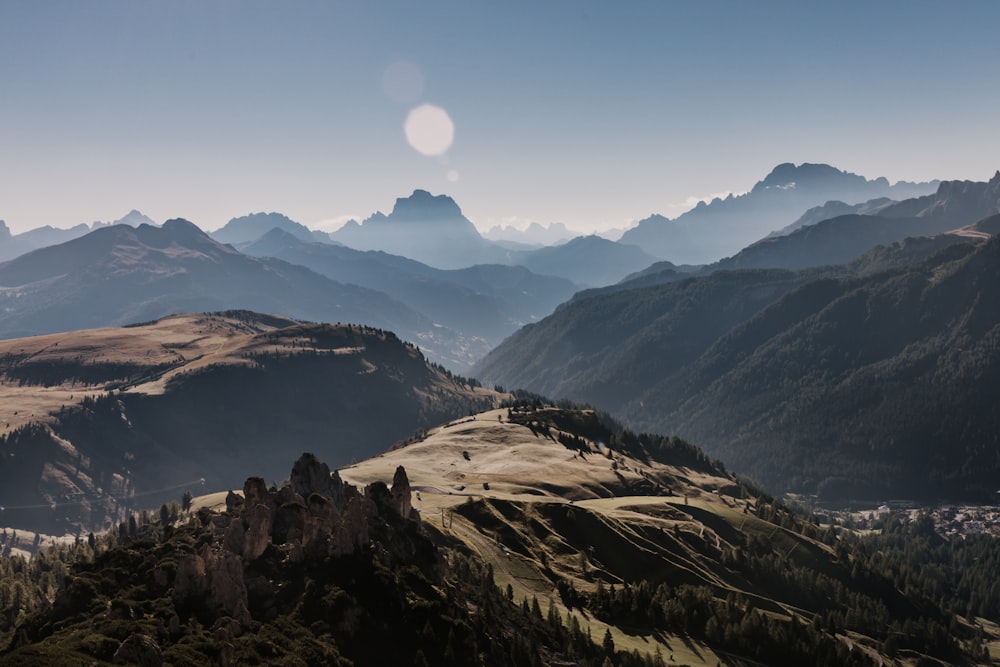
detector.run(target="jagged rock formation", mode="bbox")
[169,453,420,630]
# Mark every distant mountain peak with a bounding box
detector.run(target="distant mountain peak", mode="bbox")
[636,213,670,225]
[753,162,868,193]
[620,162,940,264]
[113,209,157,227]
[210,211,331,246]
[161,217,203,234]
[389,189,465,221]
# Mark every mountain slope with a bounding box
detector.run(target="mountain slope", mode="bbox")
[516,235,658,287]
[243,228,577,343]
[475,230,1000,500]
[714,212,972,271]
[619,163,938,264]
[474,269,812,412]
[768,196,896,237]
[634,232,1000,499]
[0,312,501,535]
[0,219,479,368]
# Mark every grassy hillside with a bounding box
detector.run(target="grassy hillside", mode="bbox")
[2,405,993,665]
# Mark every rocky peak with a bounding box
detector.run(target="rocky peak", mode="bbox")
[290,452,335,498]
[389,189,465,222]
[243,477,270,510]
[753,162,865,193]
[113,209,157,227]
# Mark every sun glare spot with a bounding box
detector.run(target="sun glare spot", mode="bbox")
[404,104,455,157]
[446,170,459,182]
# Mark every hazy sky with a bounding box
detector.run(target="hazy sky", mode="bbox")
[2,1,999,235]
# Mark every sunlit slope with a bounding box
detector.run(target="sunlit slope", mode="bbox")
[340,405,947,665]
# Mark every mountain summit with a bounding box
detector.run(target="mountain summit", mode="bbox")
[387,188,467,222]
[211,211,332,246]
[330,190,506,269]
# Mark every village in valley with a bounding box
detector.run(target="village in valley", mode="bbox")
[811,501,1000,538]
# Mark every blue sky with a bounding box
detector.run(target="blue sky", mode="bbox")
[1,1,998,234]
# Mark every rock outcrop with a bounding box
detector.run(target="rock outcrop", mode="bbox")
[170,452,418,630]
[172,545,252,628]
[391,465,416,521]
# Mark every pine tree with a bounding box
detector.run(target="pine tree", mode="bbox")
[602,627,615,656]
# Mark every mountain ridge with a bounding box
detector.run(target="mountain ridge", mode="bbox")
[619,162,939,264]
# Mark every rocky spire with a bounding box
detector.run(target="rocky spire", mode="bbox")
[391,466,413,520]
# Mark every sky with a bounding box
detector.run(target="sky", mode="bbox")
[1,0,999,235]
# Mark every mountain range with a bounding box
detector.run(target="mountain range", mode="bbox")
[482,220,575,245]
[0,210,156,262]
[583,171,1000,297]
[210,211,334,246]
[242,228,577,345]
[0,218,487,368]
[620,163,938,264]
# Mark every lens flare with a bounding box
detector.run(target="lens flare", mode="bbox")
[404,104,454,157]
